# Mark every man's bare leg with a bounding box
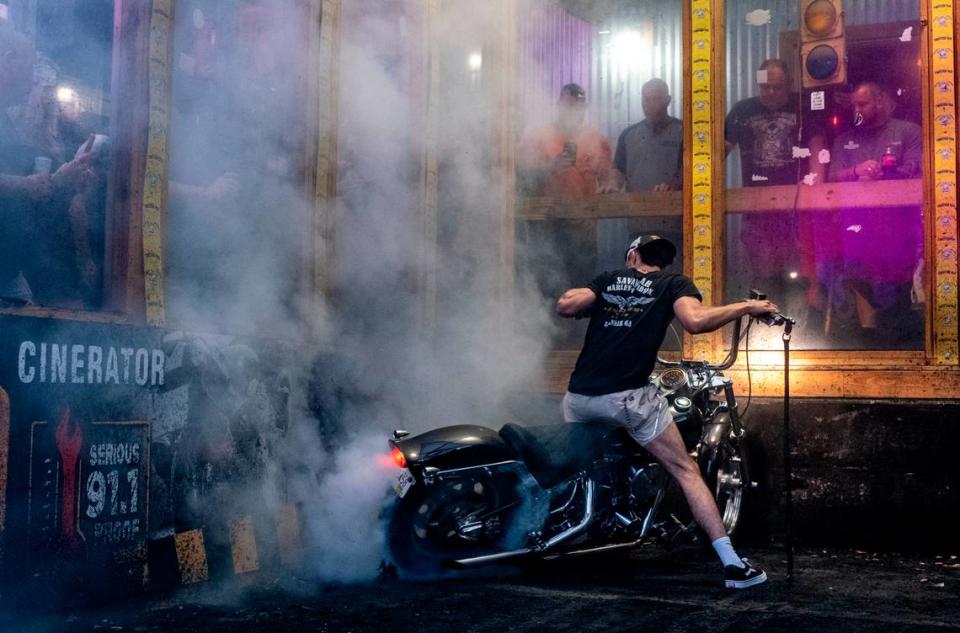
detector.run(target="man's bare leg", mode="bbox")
[642,422,767,587]
[640,423,726,541]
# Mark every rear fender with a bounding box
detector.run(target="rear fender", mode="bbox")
[391,424,516,474]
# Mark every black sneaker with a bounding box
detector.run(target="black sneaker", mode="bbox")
[724,558,767,589]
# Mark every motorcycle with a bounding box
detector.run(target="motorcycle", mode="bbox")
[385,308,791,575]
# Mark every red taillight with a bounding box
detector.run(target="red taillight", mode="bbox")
[391,446,407,469]
[831,114,840,127]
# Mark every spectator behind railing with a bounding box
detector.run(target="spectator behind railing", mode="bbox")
[723,58,826,307]
[517,83,617,197]
[1,21,101,308]
[609,78,683,193]
[828,81,921,182]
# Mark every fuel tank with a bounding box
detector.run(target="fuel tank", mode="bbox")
[392,424,516,471]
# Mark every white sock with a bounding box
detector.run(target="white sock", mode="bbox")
[712,536,744,568]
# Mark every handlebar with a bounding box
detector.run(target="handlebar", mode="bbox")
[657,298,795,371]
[755,310,796,328]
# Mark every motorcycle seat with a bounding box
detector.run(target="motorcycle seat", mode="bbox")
[498,422,614,489]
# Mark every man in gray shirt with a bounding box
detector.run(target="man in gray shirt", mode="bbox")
[611,79,682,192]
[829,81,921,182]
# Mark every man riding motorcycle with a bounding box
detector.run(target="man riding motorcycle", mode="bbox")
[556,234,777,589]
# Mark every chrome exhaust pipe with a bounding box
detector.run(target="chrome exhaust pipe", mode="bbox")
[541,486,663,562]
[452,479,594,567]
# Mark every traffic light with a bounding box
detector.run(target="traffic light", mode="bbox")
[799,0,846,88]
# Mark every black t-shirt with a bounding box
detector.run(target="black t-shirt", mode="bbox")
[725,95,821,186]
[567,269,702,396]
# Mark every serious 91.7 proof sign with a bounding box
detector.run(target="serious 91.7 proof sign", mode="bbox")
[29,417,150,554]
[80,425,148,545]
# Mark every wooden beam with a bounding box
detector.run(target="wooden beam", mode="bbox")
[537,350,960,399]
[312,0,342,314]
[726,179,923,213]
[106,0,154,322]
[516,180,923,222]
[417,0,440,330]
[519,192,682,220]
[494,0,519,326]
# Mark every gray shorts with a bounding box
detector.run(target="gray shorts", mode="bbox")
[561,383,674,445]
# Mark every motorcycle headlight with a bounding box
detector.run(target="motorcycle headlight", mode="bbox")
[659,368,687,391]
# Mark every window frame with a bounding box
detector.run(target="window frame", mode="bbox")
[514,0,960,398]
[0,0,153,324]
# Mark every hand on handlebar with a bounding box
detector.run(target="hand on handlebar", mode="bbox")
[746,299,778,317]
[746,299,794,327]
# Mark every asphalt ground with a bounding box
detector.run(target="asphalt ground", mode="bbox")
[4,543,959,633]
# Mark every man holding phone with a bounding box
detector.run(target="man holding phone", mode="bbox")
[517,83,614,197]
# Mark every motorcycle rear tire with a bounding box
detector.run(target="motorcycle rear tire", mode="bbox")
[387,476,505,576]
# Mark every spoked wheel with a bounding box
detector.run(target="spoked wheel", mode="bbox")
[701,442,749,537]
[388,476,509,576]
[714,452,745,535]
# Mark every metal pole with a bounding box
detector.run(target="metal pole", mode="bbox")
[783,320,794,581]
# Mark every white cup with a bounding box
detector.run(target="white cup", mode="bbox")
[34,156,52,175]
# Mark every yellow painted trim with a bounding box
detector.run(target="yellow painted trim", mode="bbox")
[229,516,260,574]
[276,503,303,567]
[689,0,715,361]
[930,0,959,364]
[174,528,209,584]
[142,0,173,325]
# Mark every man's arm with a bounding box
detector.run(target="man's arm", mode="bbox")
[0,172,50,201]
[673,296,778,334]
[897,122,923,179]
[556,287,598,318]
[723,108,737,157]
[613,129,627,176]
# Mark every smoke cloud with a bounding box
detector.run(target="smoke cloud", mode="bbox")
[2,0,569,606]
[161,0,562,589]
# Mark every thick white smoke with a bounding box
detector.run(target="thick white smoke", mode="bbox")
[285,0,558,582]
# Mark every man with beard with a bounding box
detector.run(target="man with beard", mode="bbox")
[828,81,921,182]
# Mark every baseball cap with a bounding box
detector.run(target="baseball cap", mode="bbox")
[559,83,587,106]
[624,234,677,265]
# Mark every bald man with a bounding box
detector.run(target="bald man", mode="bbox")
[611,78,683,192]
[829,81,921,182]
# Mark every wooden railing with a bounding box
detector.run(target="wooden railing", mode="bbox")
[517,179,923,220]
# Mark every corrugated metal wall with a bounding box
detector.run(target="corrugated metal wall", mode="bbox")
[591,3,684,141]
[518,0,684,143]
[518,0,594,135]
